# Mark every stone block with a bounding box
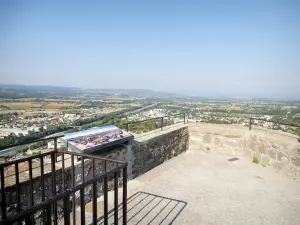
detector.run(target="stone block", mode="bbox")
[203,133,212,143]
[291,156,300,168]
[248,141,255,151]
[214,137,221,145]
[261,154,270,166]
[270,161,284,171]
[258,144,266,154]
[251,135,257,142]
[286,164,298,178]
[267,149,277,160]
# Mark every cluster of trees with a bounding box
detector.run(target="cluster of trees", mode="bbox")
[127,118,175,134]
[0,124,70,149]
[0,105,10,110]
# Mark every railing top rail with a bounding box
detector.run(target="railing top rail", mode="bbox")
[0,162,128,225]
[195,113,300,128]
[250,117,300,128]
[0,151,54,168]
[0,135,64,151]
[0,150,126,169]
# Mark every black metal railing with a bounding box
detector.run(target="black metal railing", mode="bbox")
[123,113,186,132]
[186,113,300,132]
[249,117,300,131]
[0,137,128,225]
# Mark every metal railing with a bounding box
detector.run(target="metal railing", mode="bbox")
[123,113,186,132]
[187,113,300,132]
[249,117,300,131]
[0,137,128,225]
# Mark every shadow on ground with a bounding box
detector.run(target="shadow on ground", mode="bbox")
[95,191,187,225]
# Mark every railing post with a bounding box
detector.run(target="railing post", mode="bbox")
[126,123,129,132]
[114,167,119,225]
[0,167,6,220]
[54,137,58,151]
[51,152,57,225]
[183,113,186,124]
[122,166,127,225]
[249,118,252,130]
[54,137,58,162]
[161,117,163,130]
[63,195,70,225]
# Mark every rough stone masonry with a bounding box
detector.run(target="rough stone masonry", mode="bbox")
[189,123,300,181]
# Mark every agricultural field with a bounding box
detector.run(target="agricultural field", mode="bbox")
[42,103,74,110]
[1,102,42,110]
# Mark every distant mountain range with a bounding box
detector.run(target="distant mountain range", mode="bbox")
[0,84,298,101]
[0,84,183,98]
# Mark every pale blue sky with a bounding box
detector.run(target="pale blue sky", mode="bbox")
[0,1,299,98]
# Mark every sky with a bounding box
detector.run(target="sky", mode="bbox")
[0,0,299,99]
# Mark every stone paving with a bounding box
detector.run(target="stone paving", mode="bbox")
[82,144,300,225]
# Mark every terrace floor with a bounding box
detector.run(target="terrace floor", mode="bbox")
[84,144,300,225]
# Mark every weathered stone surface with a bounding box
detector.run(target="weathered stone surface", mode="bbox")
[203,133,212,143]
[244,149,252,158]
[286,164,298,178]
[249,141,256,151]
[271,161,284,171]
[251,135,257,142]
[258,144,266,154]
[189,123,300,181]
[291,156,300,168]
[214,137,221,145]
[261,154,270,166]
[267,149,277,160]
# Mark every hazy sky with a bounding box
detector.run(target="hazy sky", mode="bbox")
[0,1,299,98]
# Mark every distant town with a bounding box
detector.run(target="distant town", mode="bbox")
[1,84,300,162]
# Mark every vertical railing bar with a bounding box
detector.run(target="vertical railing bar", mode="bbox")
[92,158,95,177]
[0,167,7,219]
[161,117,163,130]
[104,175,108,225]
[81,156,84,183]
[81,155,84,225]
[51,152,57,225]
[92,181,97,225]
[28,158,34,224]
[28,159,34,207]
[80,187,85,225]
[15,163,21,214]
[40,156,45,201]
[122,166,127,225]
[71,155,76,225]
[62,153,65,191]
[64,194,70,225]
[114,163,119,225]
[46,204,51,225]
[92,158,97,225]
[40,156,46,225]
[54,137,58,162]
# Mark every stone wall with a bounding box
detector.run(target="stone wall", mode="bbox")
[189,123,300,180]
[2,124,189,219]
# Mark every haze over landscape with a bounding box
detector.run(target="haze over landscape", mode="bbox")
[1,2,300,225]
[1,1,299,99]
